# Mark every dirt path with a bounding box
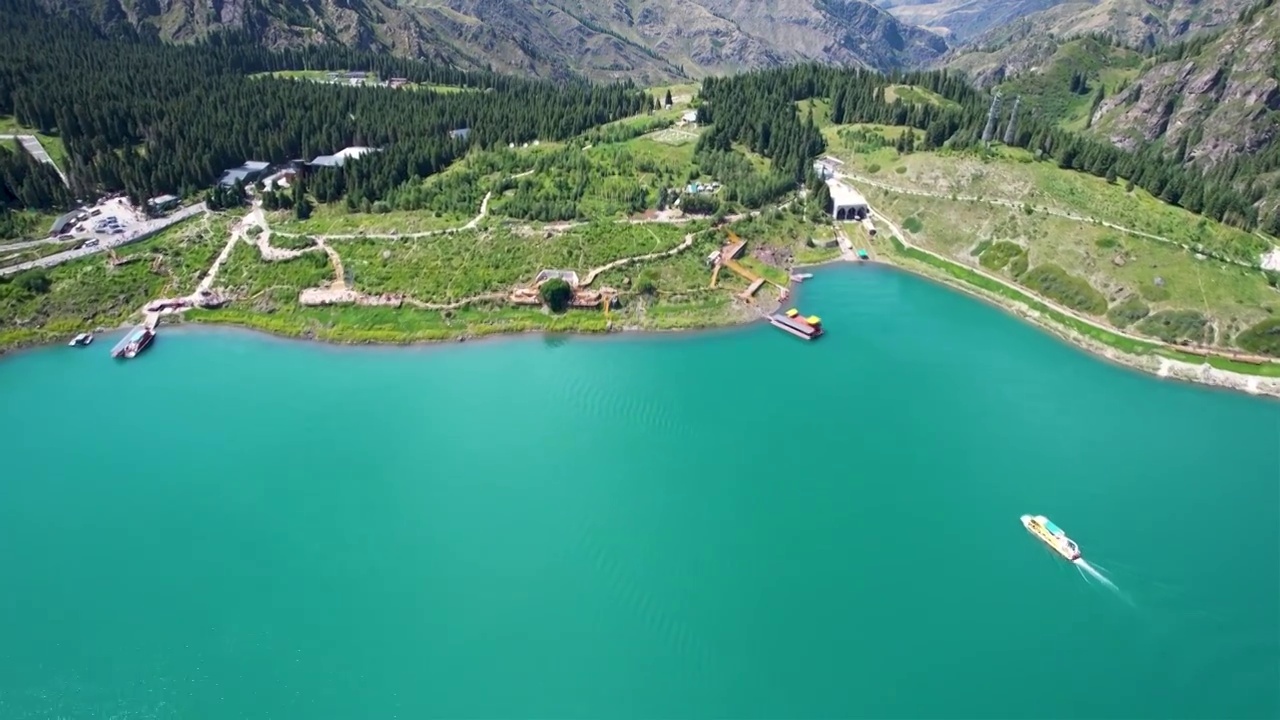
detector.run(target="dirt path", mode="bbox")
[196,211,252,295]
[842,173,1262,269]
[580,232,697,287]
[319,241,346,290]
[462,191,493,230]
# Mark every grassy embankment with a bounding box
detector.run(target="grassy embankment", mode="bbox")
[0,215,229,350]
[190,220,755,341]
[817,129,1280,371]
[197,206,830,345]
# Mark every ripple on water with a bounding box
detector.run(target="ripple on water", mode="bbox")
[573,517,714,682]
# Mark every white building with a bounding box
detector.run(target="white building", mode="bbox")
[308,146,378,169]
[827,179,869,221]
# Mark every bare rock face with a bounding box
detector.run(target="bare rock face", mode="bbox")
[1089,3,1280,167]
[943,0,1251,88]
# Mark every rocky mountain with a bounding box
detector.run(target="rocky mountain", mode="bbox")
[40,0,950,83]
[1089,0,1280,167]
[871,0,1066,42]
[943,0,1250,85]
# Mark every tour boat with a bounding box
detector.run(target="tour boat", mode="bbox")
[1020,515,1081,561]
[69,332,93,347]
[111,325,154,359]
[769,308,824,340]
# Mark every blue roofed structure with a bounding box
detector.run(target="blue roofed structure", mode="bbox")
[217,160,271,187]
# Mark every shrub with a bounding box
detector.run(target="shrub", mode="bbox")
[13,269,51,294]
[1237,318,1280,356]
[681,194,721,215]
[866,163,881,174]
[539,278,573,312]
[634,268,658,295]
[894,166,907,174]
[979,241,1024,271]
[1136,310,1212,344]
[1106,297,1150,328]
[1020,264,1107,315]
[1008,253,1029,278]
[902,216,923,233]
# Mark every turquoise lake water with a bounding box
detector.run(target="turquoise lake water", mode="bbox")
[1,264,1278,719]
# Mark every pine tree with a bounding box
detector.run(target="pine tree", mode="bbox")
[663,89,673,107]
[293,176,312,221]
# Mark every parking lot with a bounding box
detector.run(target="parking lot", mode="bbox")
[61,196,151,248]
[0,200,208,276]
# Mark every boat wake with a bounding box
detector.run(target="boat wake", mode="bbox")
[1075,558,1134,605]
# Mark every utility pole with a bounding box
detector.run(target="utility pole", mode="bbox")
[982,91,1002,144]
[1003,96,1021,145]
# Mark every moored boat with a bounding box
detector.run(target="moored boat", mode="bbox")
[111,324,154,359]
[69,332,93,347]
[769,308,824,340]
[1020,514,1081,561]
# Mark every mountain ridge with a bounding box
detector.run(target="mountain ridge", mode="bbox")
[39,0,951,82]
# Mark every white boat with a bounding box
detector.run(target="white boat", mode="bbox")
[1020,515,1081,561]
[69,332,93,347]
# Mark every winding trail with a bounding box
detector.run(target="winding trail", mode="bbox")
[581,232,696,287]
[462,191,493,230]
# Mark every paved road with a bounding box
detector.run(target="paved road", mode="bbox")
[0,236,74,251]
[0,203,209,276]
[0,134,69,186]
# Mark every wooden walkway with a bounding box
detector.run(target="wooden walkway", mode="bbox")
[722,257,759,282]
[739,277,766,300]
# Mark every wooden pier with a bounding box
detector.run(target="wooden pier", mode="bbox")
[739,277,766,300]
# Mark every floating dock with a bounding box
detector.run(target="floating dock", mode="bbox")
[111,323,155,359]
[769,308,823,340]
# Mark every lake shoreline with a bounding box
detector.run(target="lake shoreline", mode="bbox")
[866,255,1280,401]
[6,259,1280,400]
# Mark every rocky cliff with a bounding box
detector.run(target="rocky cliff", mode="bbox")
[1090,0,1280,165]
[943,0,1250,85]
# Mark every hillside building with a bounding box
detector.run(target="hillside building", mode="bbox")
[827,179,868,221]
[307,146,378,169]
[218,160,270,188]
